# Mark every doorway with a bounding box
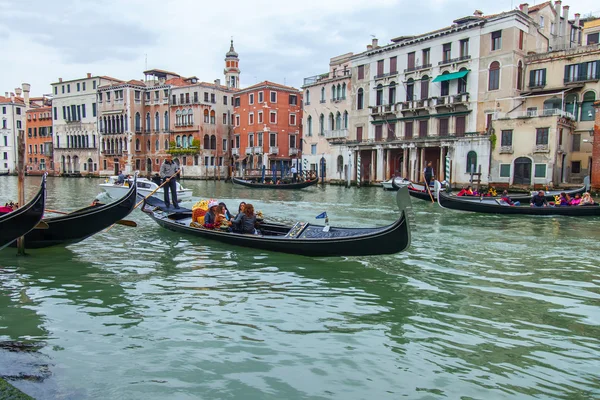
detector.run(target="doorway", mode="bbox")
[513,157,532,185]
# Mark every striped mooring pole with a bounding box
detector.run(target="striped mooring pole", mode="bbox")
[356,153,361,188]
[303,158,308,178]
[445,155,450,182]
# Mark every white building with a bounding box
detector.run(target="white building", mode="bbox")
[0,84,30,173]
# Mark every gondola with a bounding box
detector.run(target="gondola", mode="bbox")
[142,187,412,257]
[382,176,410,191]
[0,175,46,249]
[232,176,318,189]
[392,180,442,201]
[0,170,9,176]
[15,176,137,249]
[437,188,600,216]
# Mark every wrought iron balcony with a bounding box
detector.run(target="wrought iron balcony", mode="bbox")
[404,63,432,73]
[438,55,471,66]
[269,146,278,154]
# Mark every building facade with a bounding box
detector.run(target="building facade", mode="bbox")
[232,81,302,177]
[25,104,54,175]
[0,85,28,173]
[52,74,121,176]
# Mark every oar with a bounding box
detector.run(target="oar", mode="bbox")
[423,172,435,203]
[45,208,137,227]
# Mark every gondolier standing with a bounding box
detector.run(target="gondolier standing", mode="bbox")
[423,161,434,187]
[160,155,180,209]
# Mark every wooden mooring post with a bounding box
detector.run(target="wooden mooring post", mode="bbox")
[16,130,26,255]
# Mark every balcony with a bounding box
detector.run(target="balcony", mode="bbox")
[269,146,279,154]
[450,93,469,104]
[319,99,326,104]
[289,148,299,155]
[303,70,352,86]
[492,108,575,120]
[499,146,513,154]
[232,148,240,156]
[324,129,348,139]
[101,150,124,156]
[564,72,600,84]
[404,63,432,73]
[245,147,252,155]
[253,146,263,153]
[438,55,471,66]
[533,144,550,153]
[374,71,398,80]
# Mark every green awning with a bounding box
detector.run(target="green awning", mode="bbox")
[432,70,469,83]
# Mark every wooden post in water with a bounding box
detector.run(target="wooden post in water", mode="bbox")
[16,130,26,255]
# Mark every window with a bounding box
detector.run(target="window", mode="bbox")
[223,113,227,124]
[389,82,396,104]
[67,84,71,93]
[376,84,383,106]
[534,164,546,178]
[539,16,544,28]
[458,69,468,93]
[440,73,449,97]
[407,52,415,70]
[222,138,227,151]
[572,133,581,152]
[419,120,428,137]
[529,69,546,87]
[526,107,538,117]
[211,94,215,103]
[459,39,469,58]
[406,79,414,101]
[357,88,364,110]
[456,116,466,136]
[357,65,365,80]
[307,115,312,136]
[405,121,413,139]
[492,30,502,51]
[223,95,228,105]
[305,90,310,105]
[390,56,397,74]
[53,107,57,120]
[375,125,383,141]
[16,107,21,115]
[500,164,511,177]
[442,43,451,62]
[249,93,254,105]
[290,114,296,125]
[77,82,80,91]
[466,151,477,173]
[438,118,449,136]
[249,113,254,125]
[269,133,276,146]
[258,111,263,124]
[588,33,600,45]
[488,61,500,90]
[377,60,384,76]
[311,144,317,155]
[203,92,209,102]
[581,91,596,121]
[331,85,336,101]
[571,161,581,174]
[234,97,240,107]
[258,91,264,103]
[289,94,298,105]
[420,76,429,99]
[519,30,524,50]
[422,48,430,66]
[517,61,523,90]
[319,114,324,134]
[343,111,348,128]
[501,130,513,146]
[536,128,549,145]
[93,81,97,89]
[82,104,86,118]
[54,87,58,95]
[235,115,240,126]
[270,91,277,103]
[269,111,277,124]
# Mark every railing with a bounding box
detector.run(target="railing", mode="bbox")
[253,146,263,153]
[245,147,252,155]
[404,64,432,73]
[324,129,349,139]
[303,70,351,86]
[269,146,279,154]
[101,151,124,156]
[499,146,513,154]
[289,148,299,155]
[493,108,575,120]
[438,55,471,66]
[534,144,550,153]
[564,72,600,84]
[232,148,240,156]
[374,71,398,80]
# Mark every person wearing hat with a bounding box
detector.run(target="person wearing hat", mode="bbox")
[160,155,180,209]
[203,200,219,228]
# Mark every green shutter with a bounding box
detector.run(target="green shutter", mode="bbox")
[542,69,547,86]
[529,70,535,87]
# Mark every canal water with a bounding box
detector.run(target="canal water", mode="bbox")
[1,176,599,400]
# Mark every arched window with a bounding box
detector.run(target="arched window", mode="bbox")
[183,135,188,148]
[176,110,181,126]
[307,115,313,136]
[147,139,151,150]
[210,135,217,149]
[135,138,140,151]
[331,85,336,101]
[164,139,169,150]
[565,94,578,119]
[328,113,334,131]
[581,91,596,121]
[376,84,383,106]
[306,89,310,104]
[516,61,523,91]
[458,68,468,94]
[188,108,194,125]
[357,88,364,110]
[420,76,429,100]
[189,135,194,148]
[406,78,414,101]
[389,82,396,104]
[203,109,209,123]
[181,109,188,126]
[176,135,181,147]
[321,87,325,101]
[155,139,159,151]
[466,151,477,173]
[145,112,150,131]
[319,114,324,135]
[155,112,159,131]
[336,84,341,100]
[203,134,210,149]
[342,83,346,99]
[135,112,141,131]
[488,61,500,91]
[337,155,344,173]
[335,112,342,130]
[164,111,169,130]
[343,111,348,129]
[210,110,215,124]
[440,72,450,97]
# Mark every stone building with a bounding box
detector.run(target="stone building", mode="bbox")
[0,84,30,173]
[25,100,54,175]
[593,99,600,190]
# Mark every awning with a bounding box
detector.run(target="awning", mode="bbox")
[432,70,469,83]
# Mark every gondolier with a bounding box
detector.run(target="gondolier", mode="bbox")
[160,156,180,209]
[423,162,434,186]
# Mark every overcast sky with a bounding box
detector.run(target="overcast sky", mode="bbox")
[1,0,598,97]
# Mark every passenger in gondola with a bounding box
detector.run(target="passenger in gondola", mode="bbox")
[569,193,582,206]
[0,203,13,214]
[530,190,549,207]
[116,170,125,185]
[580,192,596,206]
[218,202,232,220]
[500,190,520,206]
[232,203,258,234]
[558,192,570,206]
[215,205,232,231]
[203,200,219,229]
[457,186,474,196]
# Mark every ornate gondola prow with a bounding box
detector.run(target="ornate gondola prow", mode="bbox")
[396,186,415,230]
[434,180,445,209]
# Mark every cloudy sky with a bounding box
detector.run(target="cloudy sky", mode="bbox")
[1,0,598,97]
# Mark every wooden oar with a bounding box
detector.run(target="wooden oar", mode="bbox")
[45,209,137,227]
[422,172,435,203]
[133,170,180,210]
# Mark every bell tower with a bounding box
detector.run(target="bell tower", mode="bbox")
[224,39,240,89]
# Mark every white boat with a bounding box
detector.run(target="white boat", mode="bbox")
[99,176,193,201]
[382,176,411,191]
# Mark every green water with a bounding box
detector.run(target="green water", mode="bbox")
[1,176,599,400]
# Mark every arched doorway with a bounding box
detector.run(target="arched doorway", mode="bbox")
[73,156,80,173]
[513,157,532,185]
[87,158,93,174]
[147,158,152,173]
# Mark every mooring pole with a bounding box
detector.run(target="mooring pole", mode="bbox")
[16,130,26,255]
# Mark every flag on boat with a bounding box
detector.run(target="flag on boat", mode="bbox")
[315,212,327,219]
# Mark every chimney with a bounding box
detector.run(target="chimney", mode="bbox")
[519,3,529,14]
[574,13,580,27]
[4,92,7,97]
[214,79,221,86]
[87,73,92,78]
[58,78,63,83]
[367,44,373,51]
[474,9,484,17]
[15,88,22,97]
[372,38,378,48]
[562,5,569,47]
[22,83,30,108]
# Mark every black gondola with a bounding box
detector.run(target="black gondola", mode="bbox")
[0,170,9,176]
[232,177,318,189]
[0,175,46,249]
[142,187,412,257]
[437,189,600,216]
[15,176,137,249]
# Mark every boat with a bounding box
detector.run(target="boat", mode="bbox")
[392,180,445,201]
[18,176,138,249]
[436,188,600,216]
[0,170,9,176]
[100,175,192,201]
[232,176,318,189]
[141,187,412,257]
[382,176,410,191]
[0,175,46,249]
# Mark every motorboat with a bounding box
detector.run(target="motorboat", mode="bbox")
[100,176,192,201]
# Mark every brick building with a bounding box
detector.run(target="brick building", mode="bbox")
[593,100,600,190]
[25,104,54,174]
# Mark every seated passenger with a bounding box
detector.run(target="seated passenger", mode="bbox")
[558,192,570,206]
[116,170,125,185]
[215,205,232,231]
[232,203,258,234]
[580,192,596,206]
[569,193,581,206]
[218,202,232,220]
[500,190,520,206]
[203,200,219,228]
[530,191,548,207]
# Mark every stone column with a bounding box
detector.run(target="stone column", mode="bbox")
[403,147,408,178]
[420,147,425,182]
[377,147,384,181]
[439,146,444,181]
